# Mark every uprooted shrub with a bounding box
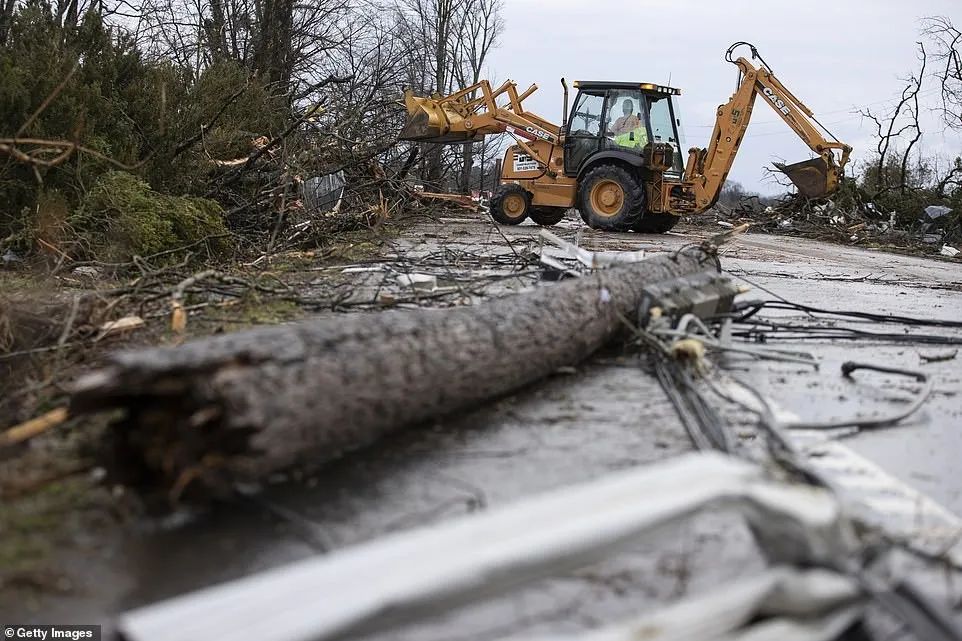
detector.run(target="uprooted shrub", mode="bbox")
[69,171,229,262]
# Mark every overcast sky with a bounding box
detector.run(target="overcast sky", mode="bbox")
[485,0,962,194]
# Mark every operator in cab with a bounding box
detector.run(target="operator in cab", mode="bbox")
[610,99,640,135]
[609,98,648,149]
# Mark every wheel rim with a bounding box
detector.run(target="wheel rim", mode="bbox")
[503,193,527,218]
[589,179,624,217]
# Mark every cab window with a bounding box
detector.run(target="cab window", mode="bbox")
[647,95,684,173]
[568,91,605,136]
[565,91,606,174]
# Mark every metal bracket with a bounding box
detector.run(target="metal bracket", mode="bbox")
[639,271,740,327]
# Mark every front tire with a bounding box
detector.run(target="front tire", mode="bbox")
[489,183,531,225]
[631,211,680,233]
[529,207,566,226]
[577,164,645,231]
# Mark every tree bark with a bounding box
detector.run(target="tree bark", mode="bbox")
[204,0,230,63]
[0,0,14,46]
[252,0,293,88]
[459,141,474,193]
[71,249,717,499]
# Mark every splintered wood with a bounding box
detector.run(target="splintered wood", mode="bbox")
[70,248,716,499]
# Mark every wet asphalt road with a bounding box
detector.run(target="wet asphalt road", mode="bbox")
[6,214,962,638]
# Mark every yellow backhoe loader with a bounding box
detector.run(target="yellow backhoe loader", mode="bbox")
[400,42,852,233]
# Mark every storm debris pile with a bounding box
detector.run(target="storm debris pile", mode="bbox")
[710,191,961,257]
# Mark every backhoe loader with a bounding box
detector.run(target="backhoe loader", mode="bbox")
[400,42,852,233]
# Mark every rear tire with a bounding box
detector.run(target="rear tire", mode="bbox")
[631,211,680,234]
[529,207,566,226]
[577,164,645,231]
[489,184,531,225]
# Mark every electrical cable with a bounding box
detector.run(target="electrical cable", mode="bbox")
[731,300,962,328]
[788,362,931,431]
[723,299,962,345]
[629,321,734,453]
[732,326,962,346]
[635,288,962,640]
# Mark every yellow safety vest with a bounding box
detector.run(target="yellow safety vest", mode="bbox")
[614,126,649,149]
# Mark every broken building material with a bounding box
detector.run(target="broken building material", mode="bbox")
[114,453,858,641]
[69,248,717,498]
[519,567,863,641]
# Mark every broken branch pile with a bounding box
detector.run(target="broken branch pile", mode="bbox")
[70,248,716,500]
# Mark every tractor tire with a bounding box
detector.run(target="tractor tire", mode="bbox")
[489,184,531,225]
[529,207,566,226]
[631,211,681,234]
[577,164,645,232]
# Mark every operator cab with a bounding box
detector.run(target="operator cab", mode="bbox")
[564,81,685,177]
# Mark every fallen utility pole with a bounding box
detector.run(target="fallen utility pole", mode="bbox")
[71,248,717,499]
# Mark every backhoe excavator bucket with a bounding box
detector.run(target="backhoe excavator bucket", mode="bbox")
[774,157,838,199]
[400,91,480,144]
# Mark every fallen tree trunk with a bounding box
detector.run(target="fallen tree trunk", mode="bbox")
[71,247,717,499]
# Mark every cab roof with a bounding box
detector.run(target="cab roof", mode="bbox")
[573,81,681,95]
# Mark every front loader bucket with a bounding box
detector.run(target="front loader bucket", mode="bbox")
[400,91,480,145]
[774,157,838,199]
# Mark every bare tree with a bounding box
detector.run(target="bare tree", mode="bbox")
[924,16,962,131]
[934,156,962,198]
[301,4,417,171]
[450,0,501,193]
[112,0,350,83]
[859,42,926,195]
[394,0,461,185]
[394,0,503,189]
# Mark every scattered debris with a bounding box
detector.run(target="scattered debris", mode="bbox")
[170,302,187,333]
[924,205,953,220]
[920,349,958,363]
[2,249,23,266]
[539,230,647,272]
[395,273,438,291]
[72,265,101,279]
[302,170,346,214]
[416,190,480,211]
[712,193,961,257]
[0,407,69,447]
[941,244,960,257]
[97,316,145,338]
[114,453,957,641]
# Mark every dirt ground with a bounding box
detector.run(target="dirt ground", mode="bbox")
[1,209,961,637]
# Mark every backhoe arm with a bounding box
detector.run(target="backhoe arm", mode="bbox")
[684,50,852,211]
